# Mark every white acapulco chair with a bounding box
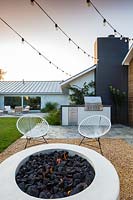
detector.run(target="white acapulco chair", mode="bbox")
[78,115,111,155]
[16,114,49,149]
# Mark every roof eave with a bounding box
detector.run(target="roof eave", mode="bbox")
[122,45,133,65]
[60,65,96,87]
[0,92,64,95]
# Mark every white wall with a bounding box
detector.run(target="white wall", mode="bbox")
[0,96,4,109]
[78,107,111,124]
[62,107,69,125]
[69,71,94,88]
[41,94,69,109]
[62,106,111,125]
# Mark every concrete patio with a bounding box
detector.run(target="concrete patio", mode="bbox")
[47,125,133,145]
[0,112,133,145]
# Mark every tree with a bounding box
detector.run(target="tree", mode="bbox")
[68,81,95,105]
[0,69,6,81]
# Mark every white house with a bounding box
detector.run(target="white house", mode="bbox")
[0,81,68,110]
[60,65,96,89]
[0,65,96,110]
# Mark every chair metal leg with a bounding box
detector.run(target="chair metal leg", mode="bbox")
[97,138,103,155]
[25,138,31,149]
[42,136,48,144]
[79,137,85,146]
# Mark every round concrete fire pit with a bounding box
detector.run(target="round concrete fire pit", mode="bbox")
[0,143,120,200]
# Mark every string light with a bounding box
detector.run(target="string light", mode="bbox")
[120,35,123,40]
[125,38,128,43]
[114,29,117,36]
[30,0,98,61]
[55,23,58,30]
[30,0,34,5]
[86,0,91,7]
[103,18,106,26]
[0,17,71,77]
[86,0,133,42]
[21,38,25,43]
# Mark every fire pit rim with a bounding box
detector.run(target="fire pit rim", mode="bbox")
[0,143,120,200]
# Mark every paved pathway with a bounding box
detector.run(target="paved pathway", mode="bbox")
[1,113,133,145]
[48,125,133,145]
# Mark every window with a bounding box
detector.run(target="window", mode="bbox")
[4,96,21,109]
[23,96,41,110]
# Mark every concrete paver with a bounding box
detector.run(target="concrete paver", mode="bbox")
[48,125,133,145]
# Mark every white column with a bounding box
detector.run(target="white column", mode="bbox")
[21,96,23,108]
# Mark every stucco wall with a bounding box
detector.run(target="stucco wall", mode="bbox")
[41,94,69,109]
[69,71,94,92]
[62,106,111,125]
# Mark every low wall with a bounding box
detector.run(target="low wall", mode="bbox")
[61,105,111,125]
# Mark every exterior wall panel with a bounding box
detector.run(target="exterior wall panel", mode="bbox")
[128,58,133,126]
[0,96,4,109]
[69,71,94,89]
[95,36,128,124]
[41,94,69,109]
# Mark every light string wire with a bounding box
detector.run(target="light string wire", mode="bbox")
[0,17,71,77]
[86,0,133,42]
[30,0,98,61]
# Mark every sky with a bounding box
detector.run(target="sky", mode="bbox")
[0,0,133,81]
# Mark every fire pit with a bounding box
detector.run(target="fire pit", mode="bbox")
[0,143,120,200]
[16,150,95,198]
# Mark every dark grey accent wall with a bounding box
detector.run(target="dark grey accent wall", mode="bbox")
[95,36,128,124]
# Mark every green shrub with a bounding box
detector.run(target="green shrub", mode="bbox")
[41,102,58,113]
[68,81,95,105]
[45,109,61,125]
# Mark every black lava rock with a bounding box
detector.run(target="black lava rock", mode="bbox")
[16,150,95,199]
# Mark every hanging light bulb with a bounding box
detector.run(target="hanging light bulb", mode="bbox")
[120,35,123,40]
[86,0,91,7]
[30,0,34,5]
[125,38,128,43]
[55,24,58,30]
[114,29,117,36]
[21,38,24,43]
[103,18,106,26]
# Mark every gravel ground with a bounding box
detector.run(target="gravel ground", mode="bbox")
[0,138,133,200]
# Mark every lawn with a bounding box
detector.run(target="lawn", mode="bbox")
[0,118,21,153]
